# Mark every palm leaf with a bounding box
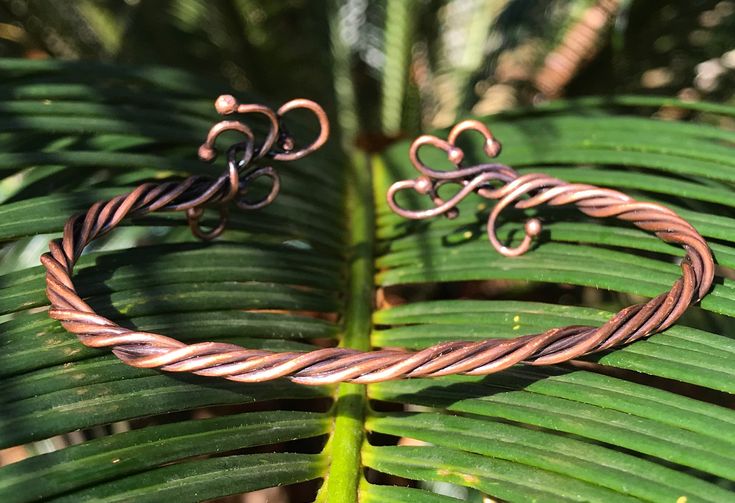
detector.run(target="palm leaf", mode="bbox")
[1,4,735,502]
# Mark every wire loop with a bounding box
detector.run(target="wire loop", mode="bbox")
[272,98,330,161]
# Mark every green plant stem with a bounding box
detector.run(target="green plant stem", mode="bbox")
[317,153,374,502]
[381,0,415,135]
[328,0,359,149]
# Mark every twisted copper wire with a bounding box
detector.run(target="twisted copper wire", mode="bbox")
[41,101,714,385]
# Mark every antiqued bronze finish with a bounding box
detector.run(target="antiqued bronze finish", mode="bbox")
[41,98,714,385]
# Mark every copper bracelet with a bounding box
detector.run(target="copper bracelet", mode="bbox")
[41,96,714,385]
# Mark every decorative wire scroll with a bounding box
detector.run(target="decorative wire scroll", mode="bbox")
[42,97,714,385]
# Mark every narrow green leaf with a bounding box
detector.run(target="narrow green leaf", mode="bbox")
[0,411,329,502]
[0,373,328,448]
[0,241,343,315]
[368,412,731,503]
[52,453,325,503]
[364,445,640,502]
[369,375,735,480]
[360,482,462,503]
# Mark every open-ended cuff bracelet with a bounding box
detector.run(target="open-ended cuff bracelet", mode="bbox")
[41,95,714,385]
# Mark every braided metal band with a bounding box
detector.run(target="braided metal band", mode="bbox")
[41,97,714,385]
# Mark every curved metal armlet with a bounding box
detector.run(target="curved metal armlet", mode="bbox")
[41,105,714,385]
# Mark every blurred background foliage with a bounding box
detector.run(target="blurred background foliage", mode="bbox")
[0,1,734,502]
[2,0,734,136]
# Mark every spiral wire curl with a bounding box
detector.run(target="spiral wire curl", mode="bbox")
[42,98,714,385]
